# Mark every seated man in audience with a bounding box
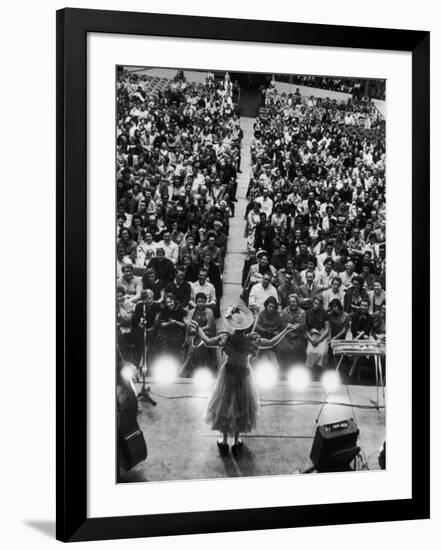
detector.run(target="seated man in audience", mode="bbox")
[297,270,322,311]
[322,276,345,311]
[189,268,217,311]
[278,271,299,309]
[117,262,142,313]
[271,242,290,270]
[179,233,200,263]
[300,259,320,285]
[245,251,277,288]
[165,267,192,309]
[340,260,358,290]
[373,302,386,341]
[294,242,315,272]
[131,289,162,365]
[141,267,164,304]
[349,297,374,377]
[318,258,338,291]
[213,221,227,255]
[201,233,223,271]
[148,247,175,283]
[248,272,279,315]
[316,241,337,271]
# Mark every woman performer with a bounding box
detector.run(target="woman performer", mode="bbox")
[190,304,294,458]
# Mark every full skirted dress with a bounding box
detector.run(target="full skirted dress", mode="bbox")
[206,332,260,435]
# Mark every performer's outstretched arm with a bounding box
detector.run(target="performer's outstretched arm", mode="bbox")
[256,325,294,349]
[193,323,221,348]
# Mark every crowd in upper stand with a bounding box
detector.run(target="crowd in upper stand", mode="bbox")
[276,74,386,100]
[242,80,386,376]
[116,69,242,369]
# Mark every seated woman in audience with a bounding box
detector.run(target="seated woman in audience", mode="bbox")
[277,294,307,368]
[305,296,330,370]
[128,214,144,244]
[328,299,350,341]
[141,267,164,304]
[254,296,283,340]
[270,203,288,236]
[152,293,187,361]
[117,262,142,313]
[344,275,369,314]
[116,286,134,359]
[118,227,137,263]
[181,292,217,373]
[245,201,262,251]
[170,221,185,247]
[369,280,386,314]
[327,298,350,367]
[136,230,156,267]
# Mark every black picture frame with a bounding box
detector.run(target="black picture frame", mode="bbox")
[56,8,430,542]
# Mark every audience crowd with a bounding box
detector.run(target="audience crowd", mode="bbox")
[275,74,386,100]
[116,69,242,370]
[115,69,386,381]
[242,82,386,375]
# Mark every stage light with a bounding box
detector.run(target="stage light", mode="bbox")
[287,365,311,391]
[254,360,278,389]
[151,355,179,385]
[321,370,341,393]
[120,363,136,382]
[193,367,214,389]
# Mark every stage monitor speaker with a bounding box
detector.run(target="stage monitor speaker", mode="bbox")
[310,418,359,471]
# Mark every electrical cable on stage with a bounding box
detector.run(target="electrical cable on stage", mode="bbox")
[137,384,384,410]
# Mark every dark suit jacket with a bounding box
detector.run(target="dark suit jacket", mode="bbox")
[297,283,322,310]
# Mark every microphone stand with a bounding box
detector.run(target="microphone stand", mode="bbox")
[137,311,157,407]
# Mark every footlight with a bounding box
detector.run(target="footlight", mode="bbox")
[151,355,179,385]
[321,370,341,393]
[287,365,311,392]
[254,361,278,389]
[120,363,136,382]
[193,367,214,389]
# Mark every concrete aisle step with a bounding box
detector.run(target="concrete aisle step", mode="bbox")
[219,117,254,319]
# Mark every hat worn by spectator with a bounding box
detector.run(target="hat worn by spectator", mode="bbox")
[256,249,269,260]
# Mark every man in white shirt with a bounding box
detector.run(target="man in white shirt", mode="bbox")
[340,261,358,290]
[318,258,338,291]
[189,268,217,310]
[317,242,337,271]
[256,188,273,218]
[322,276,345,311]
[157,230,179,264]
[248,272,278,315]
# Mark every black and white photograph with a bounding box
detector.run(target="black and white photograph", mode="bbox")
[115,66,387,483]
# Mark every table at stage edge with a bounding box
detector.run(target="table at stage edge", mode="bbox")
[330,339,386,409]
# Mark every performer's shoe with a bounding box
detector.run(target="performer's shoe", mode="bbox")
[231,440,243,459]
[217,441,229,457]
